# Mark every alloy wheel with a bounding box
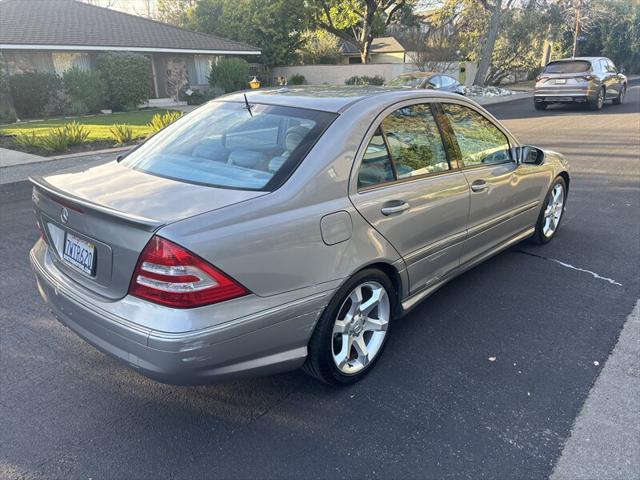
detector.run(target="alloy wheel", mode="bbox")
[331,281,390,375]
[543,183,565,238]
[597,89,604,109]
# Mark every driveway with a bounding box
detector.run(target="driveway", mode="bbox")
[1,86,638,479]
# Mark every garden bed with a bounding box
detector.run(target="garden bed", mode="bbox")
[0,109,180,156]
[0,134,139,157]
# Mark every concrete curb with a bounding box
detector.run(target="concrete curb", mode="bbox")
[49,145,132,160]
[473,92,532,106]
[551,300,640,480]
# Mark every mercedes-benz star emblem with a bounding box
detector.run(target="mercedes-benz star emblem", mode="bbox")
[60,207,69,224]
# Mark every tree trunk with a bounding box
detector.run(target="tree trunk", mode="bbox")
[473,0,503,87]
[360,38,373,64]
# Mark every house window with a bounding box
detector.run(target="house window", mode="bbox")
[194,55,214,85]
[52,52,90,76]
[348,56,362,64]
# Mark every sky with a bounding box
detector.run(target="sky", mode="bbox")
[80,0,157,16]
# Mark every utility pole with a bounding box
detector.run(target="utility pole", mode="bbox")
[572,5,580,57]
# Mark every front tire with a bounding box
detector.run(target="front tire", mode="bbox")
[303,269,395,385]
[612,85,626,105]
[534,101,547,111]
[531,176,567,244]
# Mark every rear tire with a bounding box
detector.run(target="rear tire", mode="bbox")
[303,268,395,385]
[534,101,547,111]
[589,87,605,110]
[612,85,626,105]
[531,176,567,245]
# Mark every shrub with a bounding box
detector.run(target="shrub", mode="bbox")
[63,121,90,146]
[9,72,61,118]
[110,124,134,145]
[0,54,17,124]
[147,111,184,134]
[288,73,306,85]
[96,52,151,111]
[65,100,89,117]
[0,108,17,124]
[344,75,385,86]
[14,131,41,150]
[209,58,250,93]
[62,67,106,113]
[38,128,70,152]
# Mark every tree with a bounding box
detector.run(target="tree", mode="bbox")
[473,0,516,86]
[552,0,639,74]
[309,0,415,64]
[297,30,343,65]
[190,0,308,67]
[155,0,196,27]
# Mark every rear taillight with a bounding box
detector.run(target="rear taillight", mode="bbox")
[578,75,594,81]
[129,236,249,308]
[536,76,549,83]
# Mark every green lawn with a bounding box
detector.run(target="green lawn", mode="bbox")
[0,109,178,141]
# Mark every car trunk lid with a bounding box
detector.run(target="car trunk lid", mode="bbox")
[31,161,266,299]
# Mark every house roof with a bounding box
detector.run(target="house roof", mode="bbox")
[341,36,406,56]
[0,0,260,54]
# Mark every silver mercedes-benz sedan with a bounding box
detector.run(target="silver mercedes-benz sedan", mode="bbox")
[30,87,570,385]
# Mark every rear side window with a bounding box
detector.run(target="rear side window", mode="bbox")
[544,60,591,74]
[121,102,336,191]
[382,104,449,177]
[442,104,511,167]
[358,129,395,188]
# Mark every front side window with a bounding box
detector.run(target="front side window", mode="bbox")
[121,102,335,190]
[381,104,449,178]
[442,104,511,167]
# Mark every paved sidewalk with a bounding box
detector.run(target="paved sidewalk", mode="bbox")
[552,300,640,480]
[0,150,121,184]
[0,147,47,168]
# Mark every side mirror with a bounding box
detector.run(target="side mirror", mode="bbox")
[619,66,626,74]
[517,146,544,165]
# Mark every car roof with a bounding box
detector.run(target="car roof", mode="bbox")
[550,57,606,63]
[216,86,463,114]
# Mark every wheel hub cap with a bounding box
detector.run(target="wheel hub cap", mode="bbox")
[331,281,390,375]
[542,183,565,238]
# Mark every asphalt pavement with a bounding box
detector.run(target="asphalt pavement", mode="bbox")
[1,86,638,479]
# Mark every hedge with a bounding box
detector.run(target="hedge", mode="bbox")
[96,52,151,111]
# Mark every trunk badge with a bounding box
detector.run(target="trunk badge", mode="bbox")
[60,207,69,224]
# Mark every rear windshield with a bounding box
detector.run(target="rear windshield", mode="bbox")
[544,60,591,74]
[121,102,336,190]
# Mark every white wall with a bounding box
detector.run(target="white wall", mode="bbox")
[271,62,478,86]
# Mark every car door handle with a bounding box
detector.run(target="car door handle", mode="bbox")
[381,201,410,216]
[471,180,488,192]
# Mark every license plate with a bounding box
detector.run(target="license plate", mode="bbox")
[63,232,96,275]
[555,79,566,84]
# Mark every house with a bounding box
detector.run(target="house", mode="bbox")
[340,37,408,64]
[0,0,260,101]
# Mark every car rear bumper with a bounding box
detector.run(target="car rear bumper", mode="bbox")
[30,240,330,384]
[534,88,598,103]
